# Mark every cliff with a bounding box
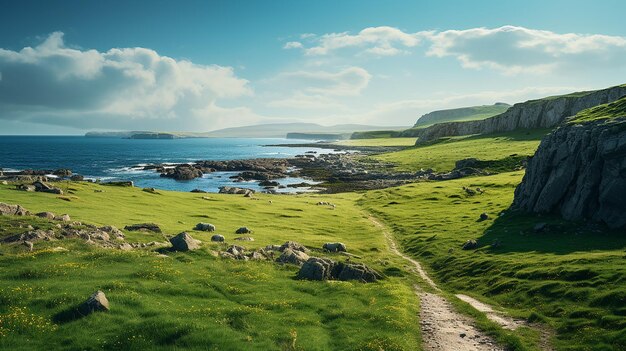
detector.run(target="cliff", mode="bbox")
[513,97,626,229]
[408,84,626,143]
[413,103,510,127]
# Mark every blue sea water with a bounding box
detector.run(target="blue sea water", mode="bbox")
[0,136,335,193]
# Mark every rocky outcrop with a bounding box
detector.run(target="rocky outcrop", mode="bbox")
[409,85,626,143]
[169,232,201,251]
[297,257,382,282]
[514,117,626,229]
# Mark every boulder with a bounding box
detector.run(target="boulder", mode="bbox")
[210,234,225,242]
[479,212,489,221]
[142,187,159,194]
[279,241,308,253]
[235,227,252,234]
[53,169,72,177]
[104,181,134,187]
[334,262,382,283]
[194,223,216,232]
[297,257,336,281]
[35,211,56,220]
[33,181,52,191]
[323,242,347,252]
[190,189,207,193]
[462,240,478,250]
[234,236,255,241]
[169,232,201,251]
[276,248,310,266]
[0,203,30,216]
[160,165,203,180]
[218,186,255,196]
[56,214,71,222]
[70,174,84,181]
[16,184,36,192]
[124,223,161,233]
[226,245,246,256]
[78,290,109,315]
[99,226,125,239]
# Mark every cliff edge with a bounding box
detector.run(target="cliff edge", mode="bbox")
[513,97,626,229]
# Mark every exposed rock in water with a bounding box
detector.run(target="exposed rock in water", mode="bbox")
[409,84,626,143]
[78,290,109,315]
[160,164,203,180]
[169,232,201,251]
[514,117,626,229]
[124,223,161,232]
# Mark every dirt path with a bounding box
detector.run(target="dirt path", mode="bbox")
[367,215,508,351]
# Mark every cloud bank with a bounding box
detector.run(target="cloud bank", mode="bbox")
[0,32,257,130]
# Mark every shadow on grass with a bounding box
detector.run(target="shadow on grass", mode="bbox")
[477,210,626,255]
[52,306,87,324]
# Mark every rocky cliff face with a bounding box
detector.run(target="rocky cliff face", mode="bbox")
[411,85,626,143]
[513,117,626,229]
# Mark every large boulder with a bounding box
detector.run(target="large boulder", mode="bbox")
[211,234,225,242]
[169,232,201,251]
[78,290,109,315]
[276,248,310,266]
[334,262,382,283]
[235,227,252,234]
[218,186,255,196]
[194,223,216,232]
[322,242,347,252]
[297,257,336,280]
[124,223,161,233]
[279,241,308,253]
[0,203,30,216]
[35,211,56,220]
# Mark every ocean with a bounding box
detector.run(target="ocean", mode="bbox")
[0,136,335,193]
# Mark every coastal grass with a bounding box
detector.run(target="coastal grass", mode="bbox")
[371,129,549,172]
[0,182,421,350]
[567,95,626,124]
[357,172,626,351]
[336,137,418,147]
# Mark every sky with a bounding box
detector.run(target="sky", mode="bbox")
[1,0,626,135]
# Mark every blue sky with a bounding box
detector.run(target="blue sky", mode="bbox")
[1,0,626,134]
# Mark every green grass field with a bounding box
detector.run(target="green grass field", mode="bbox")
[336,137,418,147]
[357,172,626,351]
[0,182,422,350]
[371,129,549,172]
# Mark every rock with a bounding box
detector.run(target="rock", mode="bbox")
[160,164,203,180]
[70,174,84,181]
[190,189,207,193]
[226,245,246,255]
[142,187,159,194]
[35,211,56,220]
[124,223,161,233]
[1,180,8,185]
[118,243,133,251]
[259,180,279,187]
[210,234,225,242]
[0,203,31,216]
[103,181,134,187]
[78,290,109,315]
[56,214,71,222]
[16,184,36,192]
[23,241,34,251]
[194,222,216,232]
[264,244,282,251]
[33,181,52,191]
[234,236,254,241]
[279,241,308,253]
[276,248,310,266]
[479,212,489,221]
[297,257,336,280]
[514,115,626,229]
[533,222,548,233]
[169,232,201,251]
[322,242,347,252]
[334,262,382,282]
[99,226,125,239]
[462,240,478,250]
[218,186,255,196]
[53,169,72,177]
[235,227,252,234]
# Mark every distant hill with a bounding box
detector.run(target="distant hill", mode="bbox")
[414,103,510,127]
[202,123,409,138]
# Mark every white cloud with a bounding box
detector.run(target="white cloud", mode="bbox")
[266,66,371,109]
[302,26,423,56]
[0,32,256,130]
[283,41,303,49]
[425,25,626,74]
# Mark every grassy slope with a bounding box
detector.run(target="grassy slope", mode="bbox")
[336,137,418,147]
[0,183,421,350]
[413,104,510,128]
[568,95,626,124]
[371,129,549,172]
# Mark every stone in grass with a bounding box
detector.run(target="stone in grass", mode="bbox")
[56,214,71,222]
[479,212,489,221]
[194,222,216,232]
[462,240,478,250]
[323,242,347,252]
[78,290,109,316]
[124,223,161,233]
[35,211,56,220]
[276,248,310,266]
[211,234,225,242]
[169,232,201,251]
[235,227,252,234]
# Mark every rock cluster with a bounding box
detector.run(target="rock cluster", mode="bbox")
[219,186,255,196]
[124,223,162,233]
[297,257,382,283]
[514,118,626,229]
